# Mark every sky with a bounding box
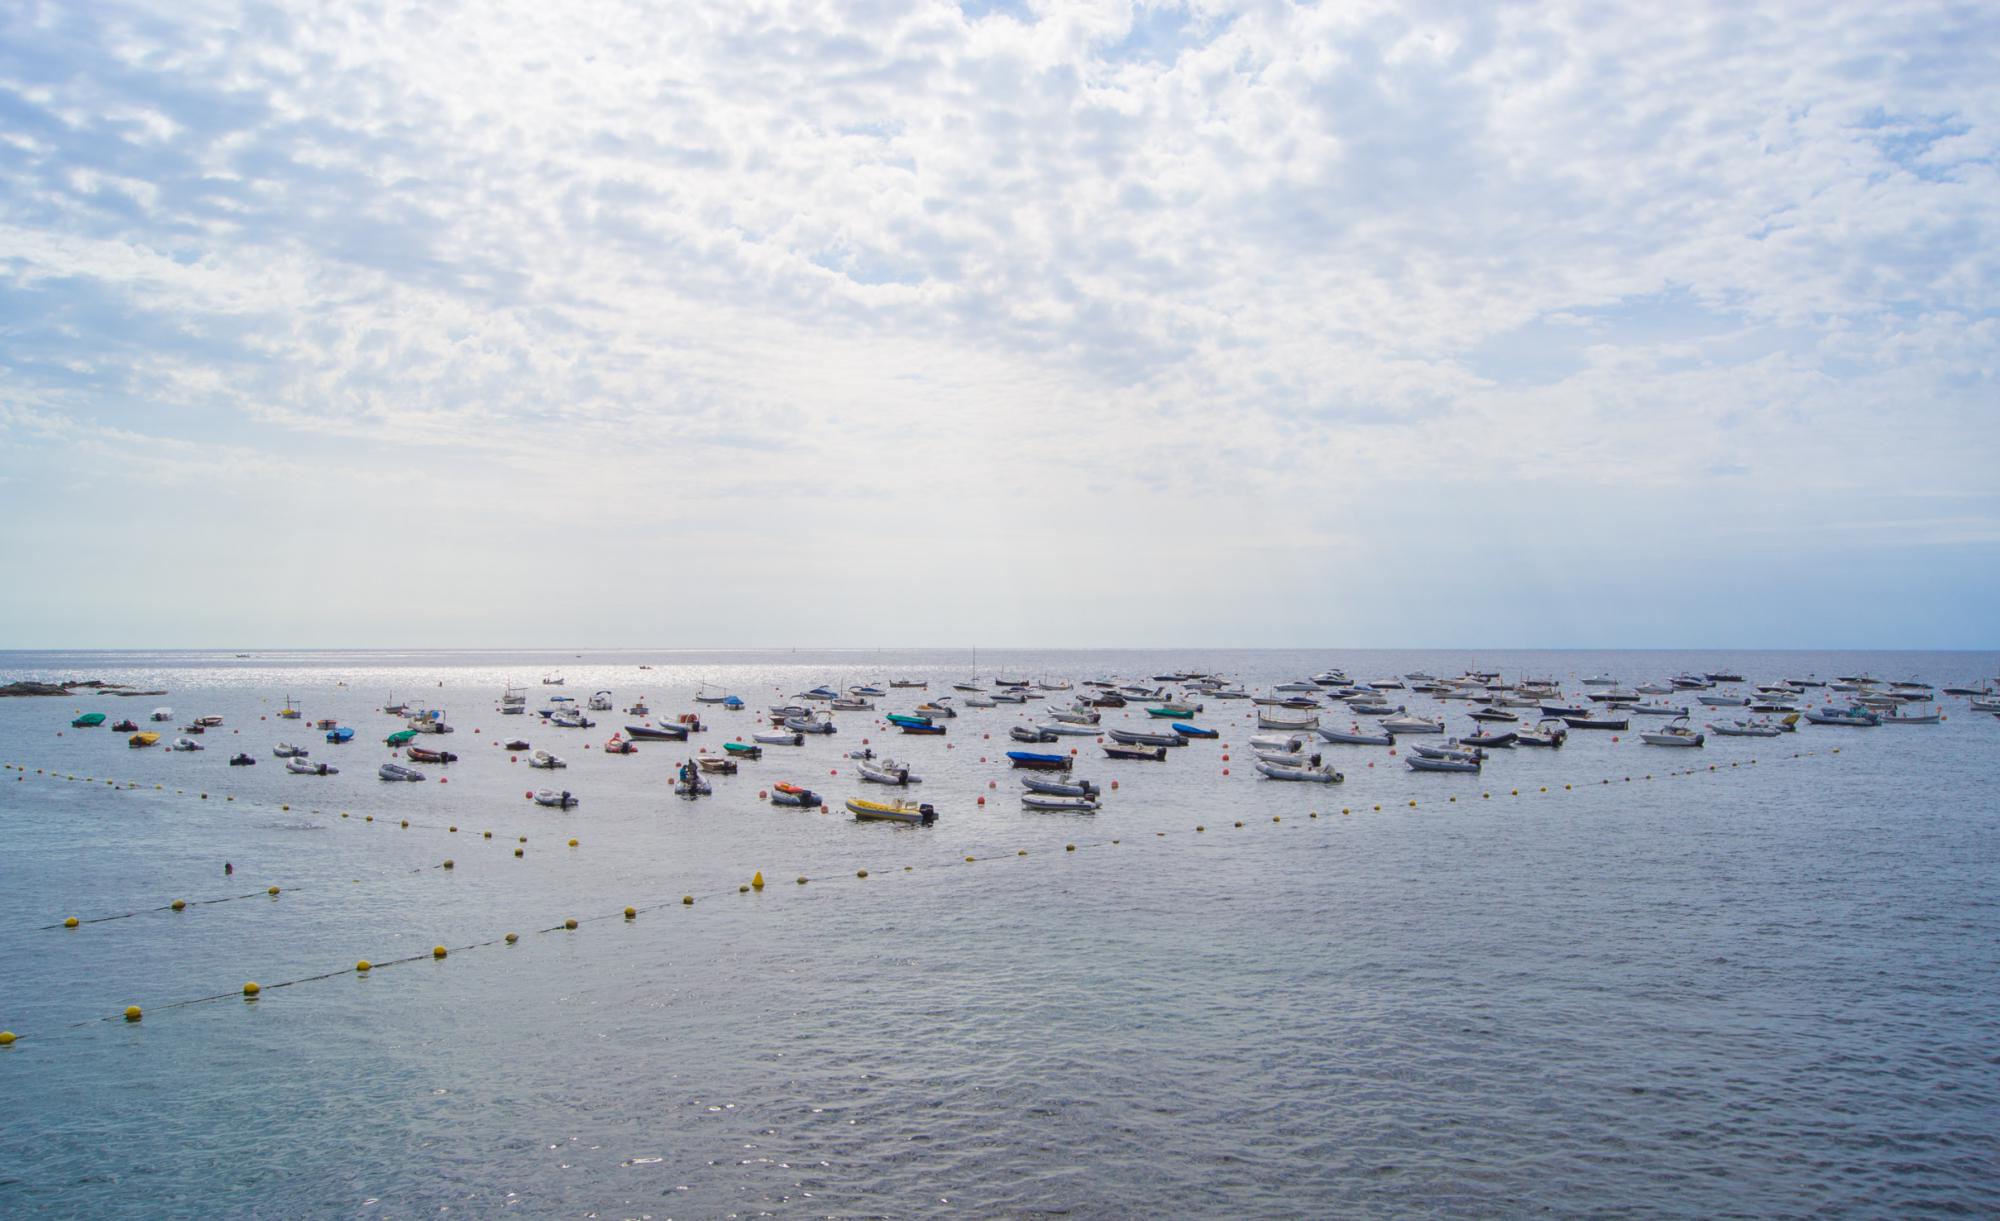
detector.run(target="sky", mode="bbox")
[0,0,1995,649]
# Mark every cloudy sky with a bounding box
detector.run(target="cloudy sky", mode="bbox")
[1,0,1994,648]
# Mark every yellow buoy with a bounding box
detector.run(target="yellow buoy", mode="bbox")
[449,825,458,833]
[123,1005,142,1022]
[1065,844,1075,852]
[0,1031,16,1045]
[432,945,447,959]
[567,838,579,847]
[682,895,693,905]
[564,918,577,930]
[796,876,808,885]
[64,916,80,928]
[751,871,765,889]
[442,859,454,869]
[356,960,371,972]
[513,847,523,857]
[268,886,280,896]
[483,830,492,839]
[170,898,185,911]
[739,884,749,893]
[242,982,260,997]
[400,819,408,828]
[857,868,870,877]
[504,933,518,944]
[624,906,636,919]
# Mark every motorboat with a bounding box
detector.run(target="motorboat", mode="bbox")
[1171,723,1219,739]
[229,753,256,766]
[1697,694,1749,707]
[913,701,956,719]
[1878,705,1940,725]
[1022,793,1098,813]
[830,697,874,711]
[549,711,594,729]
[1379,714,1444,734]
[1516,720,1567,748]
[379,763,425,781]
[534,789,579,808]
[528,750,567,769]
[858,758,921,785]
[890,679,929,690]
[770,782,820,807]
[1249,733,1308,753]
[697,756,737,774]
[898,721,947,735]
[1037,721,1100,737]
[785,714,837,734]
[150,707,174,722]
[1047,707,1099,725]
[754,730,805,746]
[1460,730,1518,749]
[625,700,650,716]
[1255,759,1343,782]
[1413,742,1485,762]
[587,691,614,711]
[1022,775,1098,797]
[723,741,763,759]
[273,743,308,758]
[1006,751,1072,771]
[1631,703,1690,717]
[1804,706,1880,726]
[313,718,339,731]
[286,758,336,775]
[1106,727,1182,747]
[846,797,937,824]
[504,739,532,751]
[71,712,106,728]
[193,715,224,728]
[850,684,888,698]
[602,734,638,754]
[673,761,711,798]
[627,723,688,741]
[1707,718,1785,737]
[325,727,355,743]
[1406,754,1480,773]
[111,719,139,732]
[1010,726,1057,743]
[1466,706,1518,723]
[1640,716,1704,747]
[1580,675,1619,687]
[1255,710,1319,730]
[1103,743,1167,761]
[405,745,457,764]
[171,736,204,751]
[1560,711,1628,730]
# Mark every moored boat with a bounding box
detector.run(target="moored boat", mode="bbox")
[379,762,425,781]
[846,797,938,824]
[533,789,579,808]
[1007,751,1072,771]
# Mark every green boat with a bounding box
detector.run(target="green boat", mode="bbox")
[723,741,762,758]
[1146,705,1196,718]
[385,729,418,746]
[71,712,106,727]
[885,712,934,728]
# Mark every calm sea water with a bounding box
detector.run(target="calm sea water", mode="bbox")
[1,648,1996,1217]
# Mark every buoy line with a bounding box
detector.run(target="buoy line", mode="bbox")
[1,743,1857,1044]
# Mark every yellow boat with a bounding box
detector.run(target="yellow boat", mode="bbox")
[844,797,938,825]
[128,731,161,748]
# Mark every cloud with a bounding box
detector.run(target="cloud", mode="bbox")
[0,0,1995,645]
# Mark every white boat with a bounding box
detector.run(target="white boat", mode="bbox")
[1707,718,1784,737]
[1248,734,1307,753]
[858,758,921,785]
[962,695,996,708]
[1580,675,1618,686]
[1406,754,1480,773]
[1036,721,1101,737]
[754,730,805,746]
[272,743,308,758]
[1022,793,1098,812]
[1255,759,1343,783]
[1640,716,1704,747]
[528,750,567,769]
[1631,703,1690,717]
[171,736,204,751]
[1878,706,1940,724]
[587,691,613,710]
[1379,714,1444,734]
[785,714,837,734]
[285,758,337,775]
[1256,710,1319,730]
[1696,694,1749,707]
[534,789,579,808]
[1047,707,1099,725]
[150,707,174,722]
[379,763,426,781]
[1021,775,1098,797]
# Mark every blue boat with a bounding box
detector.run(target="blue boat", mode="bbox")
[1006,750,1072,771]
[1171,723,1217,739]
[899,722,946,735]
[325,727,355,743]
[722,695,744,709]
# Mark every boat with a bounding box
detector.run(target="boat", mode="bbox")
[229,753,256,766]
[533,789,579,808]
[1406,754,1480,773]
[1696,694,1749,707]
[1707,718,1785,737]
[899,721,947,735]
[1540,703,1591,718]
[548,711,594,729]
[723,741,763,759]
[858,758,921,785]
[273,742,308,758]
[1007,751,1072,771]
[285,758,336,775]
[596,731,636,754]
[171,736,204,751]
[721,696,745,711]
[847,797,937,824]
[1878,705,1940,725]
[1036,721,1100,737]
[325,726,355,744]
[830,697,874,711]
[587,691,613,711]
[111,719,139,732]
[673,760,711,798]
[385,729,418,747]
[1704,671,1746,683]
[504,739,532,750]
[542,674,565,686]
[1022,775,1099,797]
[1106,728,1182,747]
[889,679,928,689]
[1379,714,1444,734]
[1580,674,1619,687]
[625,700,650,716]
[754,730,805,746]
[71,712,106,728]
[1631,703,1690,717]
[1804,706,1880,727]
[697,756,737,774]
[405,745,457,764]
[150,707,174,722]
[1046,707,1099,725]
[1010,726,1057,743]
[913,701,956,719]
[313,718,339,730]
[178,723,206,735]
[1466,707,1517,723]
[1249,733,1307,752]
[1460,730,1518,749]
[1255,747,1320,765]
[1103,743,1167,761]
[1517,718,1573,747]
[1255,759,1344,783]
[1640,716,1704,747]
[1560,711,1628,730]
[528,750,567,769]
[770,782,820,807]
[785,714,837,734]
[1255,710,1319,730]
[379,763,425,781]
[1171,723,1218,739]
[885,713,933,729]
[275,697,301,719]
[1148,704,1199,719]
[627,723,688,741]
[1022,793,1099,813]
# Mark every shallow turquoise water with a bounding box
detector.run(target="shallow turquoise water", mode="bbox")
[2,649,1997,1216]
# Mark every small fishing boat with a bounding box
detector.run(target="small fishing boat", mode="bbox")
[193,715,223,728]
[150,707,174,722]
[286,758,337,775]
[385,729,418,747]
[1406,754,1480,773]
[1516,720,1567,747]
[1007,750,1073,771]
[858,758,921,785]
[1878,705,1940,725]
[275,698,299,719]
[1022,775,1099,797]
[785,714,837,734]
[1171,723,1218,739]
[111,719,139,732]
[229,752,256,766]
[1466,706,1518,723]
[1460,730,1518,749]
[770,782,820,807]
[273,742,308,758]
[313,718,339,731]
[625,700,650,716]
[1639,716,1704,747]
[1708,718,1785,737]
[504,738,532,750]
[529,750,567,769]
[1023,793,1099,813]
[723,741,764,759]
[534,789,579,808]
[587,691,614,711]
[1379,714,1444,734]
[326,726,355,744]
[1010,726,1057,743]
[1036,721,1100,737]
[831,697,874,711]
[1103,743,1167,761]
[71,712,106,728]
[1804,706,1880,726]
[628,723,688,741]
[171,736,204,751]
[1255,759,1343,783]
[846,797,937,824]
[890,679,928,689]
[178,723,206,735]
[1256,710,1319,730]
[1106,727,1182,747]
[379,763,425,781]
[754,730,805,746]
[899,721,947,735]
[1560,712,1628,730]
[697,756,737,774]
[405,745,457,763]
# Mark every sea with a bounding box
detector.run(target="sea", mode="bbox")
[1,648,1996,1218]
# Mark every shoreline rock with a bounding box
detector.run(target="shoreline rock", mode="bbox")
[0,679,150,698]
